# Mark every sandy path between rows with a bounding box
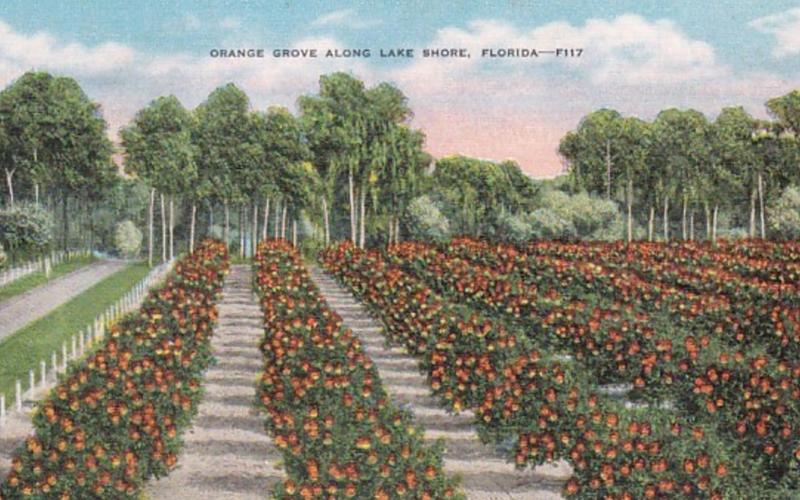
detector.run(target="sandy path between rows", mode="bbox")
[146,265,283,499]
[310,267,572,500]
[0,259,127,342]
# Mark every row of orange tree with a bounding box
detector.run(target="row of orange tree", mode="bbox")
[253,239,461,499]
[321,241,761,499]
[523,239,800,283]
[443,238,797,357]
[383,237,800,497]
[522,239,799,304]
[0,239,229,499]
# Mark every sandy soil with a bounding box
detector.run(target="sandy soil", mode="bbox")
[310,267,572,500]
[145,265,283,499]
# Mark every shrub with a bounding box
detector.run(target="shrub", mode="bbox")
[768,185,800,239]
[494,212,533,242]
[114,220,143,258]
[542,190,621,239]
[0,203,54,258]
[528,208,576,239]
[405,195,450,242]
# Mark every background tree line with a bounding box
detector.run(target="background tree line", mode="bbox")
[1,69,798,265]
[558,92,800,242]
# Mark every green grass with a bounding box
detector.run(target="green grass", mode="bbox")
[0,262,151,402]
[0,255,96,303]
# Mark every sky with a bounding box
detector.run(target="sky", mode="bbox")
[0,0,798,177]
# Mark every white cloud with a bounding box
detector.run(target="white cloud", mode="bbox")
[311,9,381,29]
[750,8,800,58]
[220,17,241,30]
[0,19,135,82]
[393,14,726,91]
[181,13,202,31]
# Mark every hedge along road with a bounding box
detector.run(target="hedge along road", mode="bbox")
[0,259,126,341]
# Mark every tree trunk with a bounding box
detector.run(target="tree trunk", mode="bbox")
[292,219,297,247]
[160,193,167,262]
[224,200,230,247]
[758,172,765,239]
[262,198,270,240]
[4,168,15,207]
[148,188,155,267]
[388,216,394,246]
[168,196,174,260]
[252,202,258,256]
[749,187,756,238]
[681,196,687,240]
[663,196,669,241]
[704,203,711,240]
[189,203,196,253]
[274,199,281,239]
[321,197,330,246]
[34,183,39,205]
[359,186,366,249]
[648,205,654,242]
[208,202,214,238]
[62,193,69,252]
[626,176,633,242]
[712,205,719,243]
[395,217,400,243]
[281,204,287,239]
[689,210,695,241]
[349,171,357,244]
[239,205,245,258]
[88,202,94,252]
[605,139,612,199]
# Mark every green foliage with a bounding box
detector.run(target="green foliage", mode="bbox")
[192,84,256,204]
[767,89,800,135]
[528,208,576,239]
[120,95,196,196]
[494,212,535,242]
[405,195,450,242]
[549,191,622,239]
[299,72,429,244]
[489,189,622,242]
[0,71,115,205]
[768,185,800,239]
[86,179,150,253]
[114,220,143,258]
[0,202,54,257]
[432,155,538,236]
[251,107,310,209]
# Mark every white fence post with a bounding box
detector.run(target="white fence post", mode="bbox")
[8,257,175,412]
[15,380,22,411]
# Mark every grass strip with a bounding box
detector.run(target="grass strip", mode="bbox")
[0,262,150,401]
[0,255,96,303]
